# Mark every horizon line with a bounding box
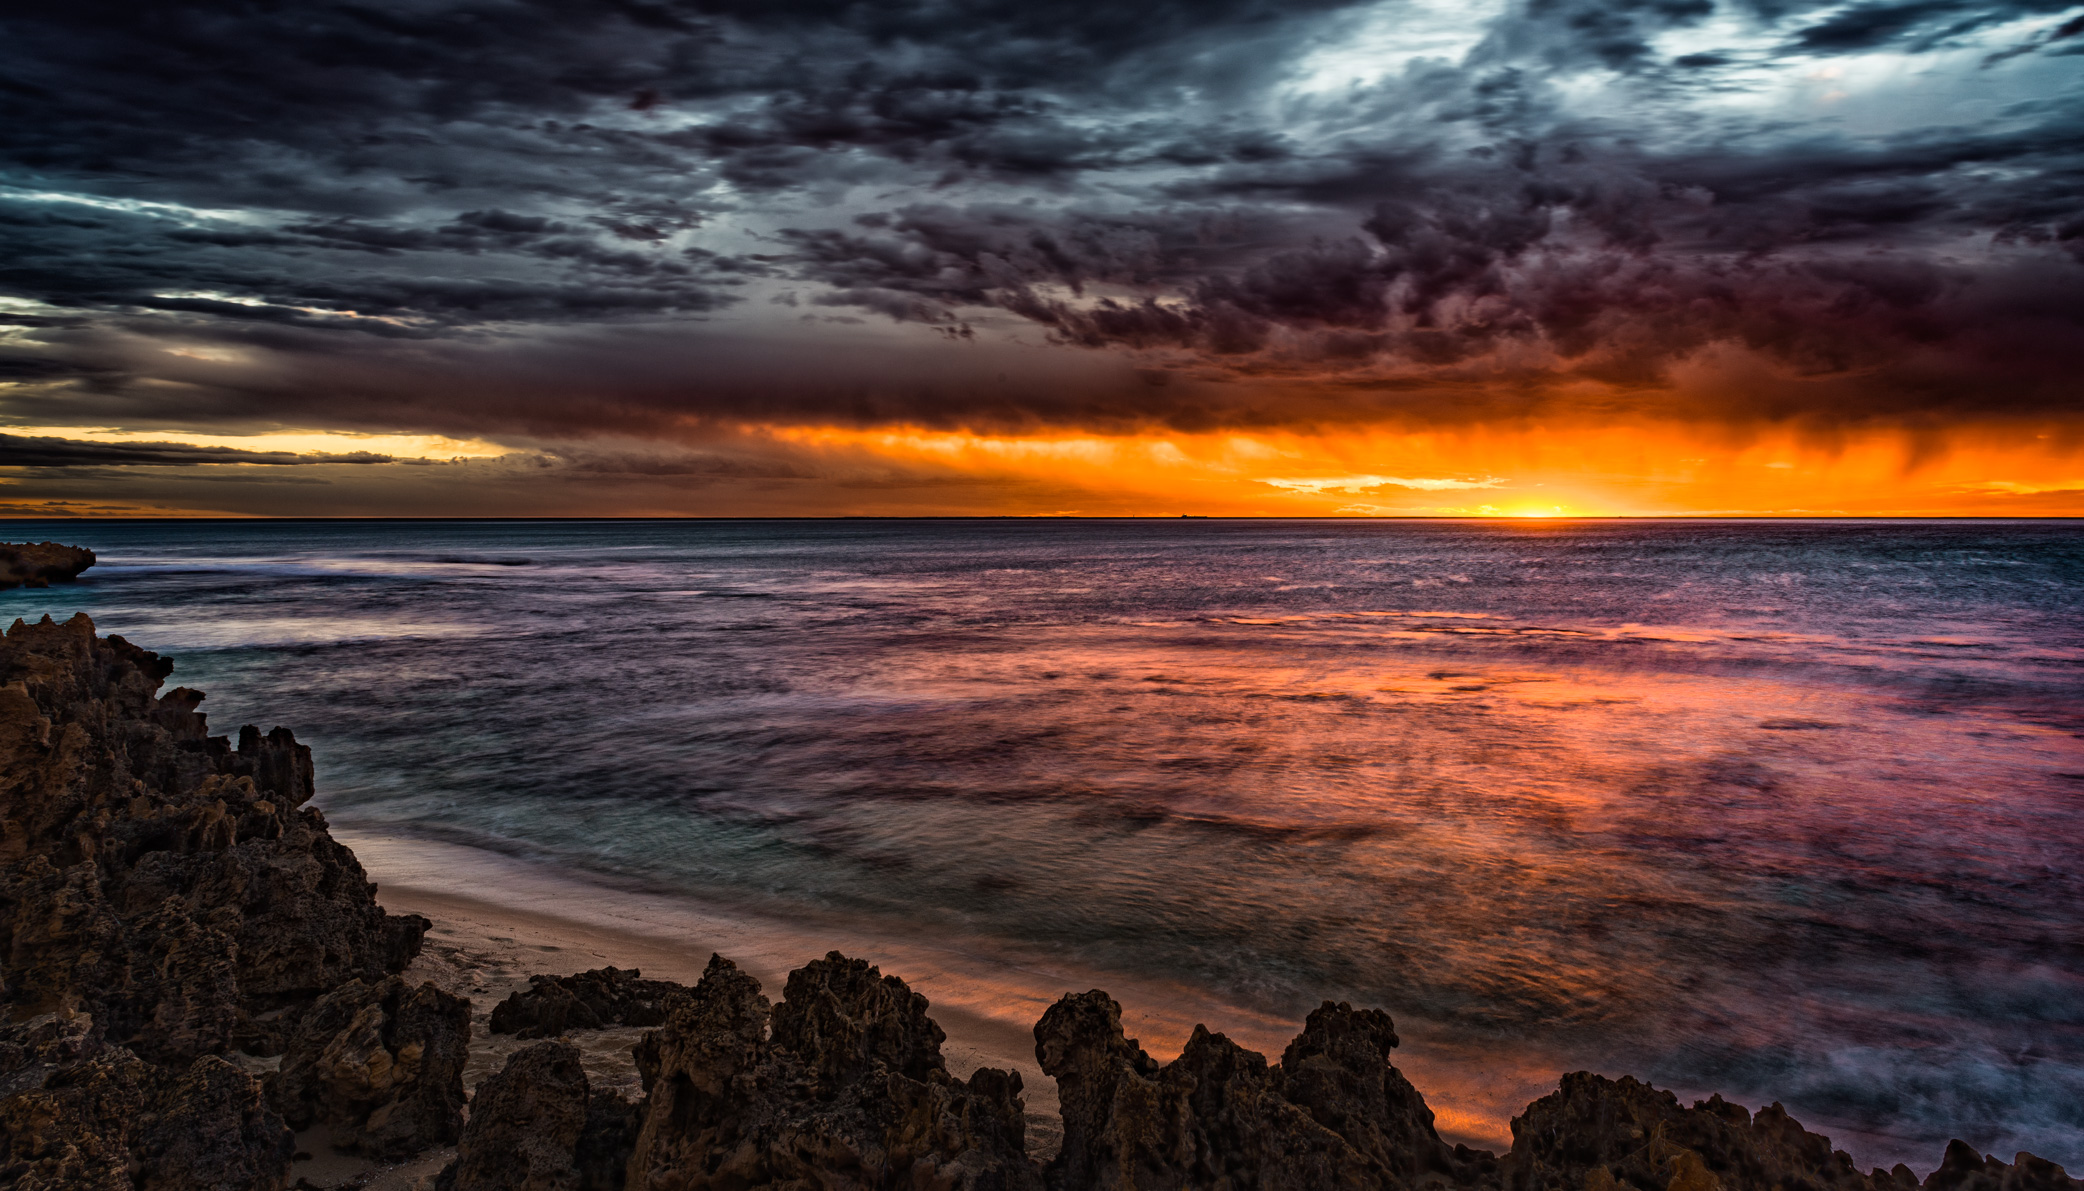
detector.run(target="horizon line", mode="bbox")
[1,515,2081,524]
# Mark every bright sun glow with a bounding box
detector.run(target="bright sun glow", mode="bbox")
[746,421,2084,517]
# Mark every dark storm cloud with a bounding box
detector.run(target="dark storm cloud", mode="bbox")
[1786,0,2079,51]
[777,127,2084,422]
[0,193,753,333]
[1,0,2082,440]
[0,434,392,467]
[1471,0,1719,72]
[0,0,1345,200]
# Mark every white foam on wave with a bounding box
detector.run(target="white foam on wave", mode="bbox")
[99,613,482,650]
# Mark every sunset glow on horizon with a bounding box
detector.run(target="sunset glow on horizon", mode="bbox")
[2,1,2080,516]
[746,420,2084,518]
[0,417,2076,519]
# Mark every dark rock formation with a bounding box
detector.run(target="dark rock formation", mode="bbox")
[437,1039,641,1191]
[578,1090,642,1191]
[0,1008,294,1190]
[1282,1001,1476,1183]
[0,613,451,1179]
[625,951,1040,1191]
[136,1048,299,1191]
[439,1040,591,1191]
[273,974,470,1159]
[0,613,428,1057]
[1498,1072,2084,1191]
[491,966,688,1039]
[1038,989,1481,1191]
[1923,1140,2080,1191]
[0,543,93,591]
[1504,1073,1876,1191]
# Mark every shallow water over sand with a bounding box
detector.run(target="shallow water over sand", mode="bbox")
[13,518,2081,1166]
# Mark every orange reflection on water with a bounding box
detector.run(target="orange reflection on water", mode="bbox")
[829,600,2084,1163]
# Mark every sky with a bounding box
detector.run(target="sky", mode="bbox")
[1,0,2081,517]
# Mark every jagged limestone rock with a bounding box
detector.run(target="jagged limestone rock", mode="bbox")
[1280,1001,1477,1182]
[0,544,93,591]
[626,951,1040,1191]
[1922,1140,2081,1191]
[1504,1071,1904,1191]
[437,1038,643,1191]
[134,1052,298,1191]
[440,1040,591,1191]
[0,613,428,1058]
[0,1009,293,1190]
[0,613,448,1179]
[273,975,470,1160]
[490,966,687,1039]
[1036,990,1497,1191]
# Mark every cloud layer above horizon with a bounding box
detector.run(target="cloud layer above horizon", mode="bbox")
[2,0,2080,514]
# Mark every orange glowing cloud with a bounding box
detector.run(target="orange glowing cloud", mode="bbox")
[742,420,2084,518]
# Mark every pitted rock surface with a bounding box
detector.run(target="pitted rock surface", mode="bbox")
[1036,990,1490,1191]
[1494,1072,2063,1191]
[0,1008,293,1190]
[490,965,688,1039]
[0,612,445,1181]
[439,1040,589,1191]
[625,950,1040,1191]
[273,974,470,1159]
[0,544,93,591]
[437,1038,641,1191]
[0,613,427,1056]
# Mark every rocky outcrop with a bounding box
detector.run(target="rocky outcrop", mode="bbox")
[440,1040,591,1190]
[1501,1072,1882,1191]
[1281,1001,1481,1182]
[0,1008,293,1190]
[273,974,470,1159]
[0,614,428,1054]
[1035,996,2080,1191]
[624,951,1040,1191]
[1922,1141,2081,1191]
[0,613,446,1181]
[437,1039,639,1191]
[0,544,93,591]
[1497,1073,2084,1191]
[579,1090,642,1191]
[490,966,687,1039]
[1038,989,1484,1191]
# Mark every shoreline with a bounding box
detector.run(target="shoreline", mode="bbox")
[12,608,2076,1190]
[341,828,1554,1158]
[380,883,1064,1151]
[343,827,2015,1180]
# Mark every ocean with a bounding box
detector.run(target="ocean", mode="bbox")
[9,518,2080,1167]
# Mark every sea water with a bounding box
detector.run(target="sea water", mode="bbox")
[9,518,2080,1167]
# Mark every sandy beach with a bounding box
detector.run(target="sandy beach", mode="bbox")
[309,827,1552,1189]
[383,883,1060,1122]
[304,830,1069,1189]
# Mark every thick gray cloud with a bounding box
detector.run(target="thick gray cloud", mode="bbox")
[0,0,2080,442]
[0,434,391,467]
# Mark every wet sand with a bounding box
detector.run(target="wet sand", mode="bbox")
[291,880,1063,1189]
[297,829,1066,1188]
[308,827,1539,1187]
[384,882,1064,1145]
